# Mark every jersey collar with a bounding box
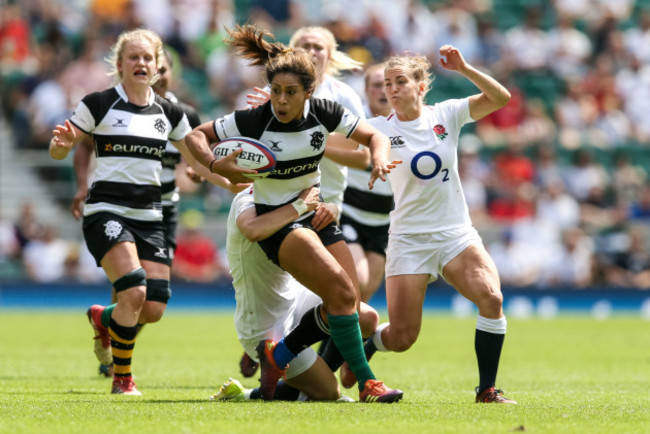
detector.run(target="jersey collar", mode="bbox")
[115,83,156,106]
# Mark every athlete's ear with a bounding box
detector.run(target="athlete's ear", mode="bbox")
[305,86,314,99]
[418,81,426,96]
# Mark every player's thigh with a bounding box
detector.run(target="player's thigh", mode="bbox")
[363,251,386,299]
[348,243,369,282]
[279,229,356,310]
[385,273,429,335]
[100,241,141,282]
[141,260,170,280]
[443,244,502,311]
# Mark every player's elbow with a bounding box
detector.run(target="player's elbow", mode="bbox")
[495,88,511,108]
[240,225,265,242]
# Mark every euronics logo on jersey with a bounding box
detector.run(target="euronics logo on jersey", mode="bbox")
[273,160,319,177]
[104,143,165,158]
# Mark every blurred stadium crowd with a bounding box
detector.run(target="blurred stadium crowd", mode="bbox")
[0,0,649,288]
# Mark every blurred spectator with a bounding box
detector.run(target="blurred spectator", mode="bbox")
[555,78,599,149]
[615,55,650,144]
[172,209,229,283]
[475,16,504,71]
[432,1,479,65]
[546,14,592,80]
[488,229,542,287]
[14,202,41,250]
[76,242,109,283]
[623,10,650,65]
[534,144,565,189]
[563,149,609,203]
[59,36,112,105]
[0,3,39,75]
[541,227,594,288]
[518,98,556,146]
[611,151,647,206]
[458,134,491,226]
[26,70,70,148]
[501,7,549,73]
[386,0,436,59]
[592,93,633,148]
[601,225,650,288]
[0,212,20,262]
[475,78,526,146]
[493,140,536,186]
[629,183,650,221]
[536,179,581,231]
[22,225,71,283]
[489,182,537,223]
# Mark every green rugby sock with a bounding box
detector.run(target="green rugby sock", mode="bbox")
[327,313,375,391]
[101,304,115,329]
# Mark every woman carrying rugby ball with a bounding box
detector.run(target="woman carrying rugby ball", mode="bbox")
[185,24,402,403]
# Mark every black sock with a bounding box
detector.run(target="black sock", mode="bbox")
[475,329,505,392]
[283,305,329,354]
[322,336,377,373]
[364,338,377,361]
[250,380,300,401]
[320,337,344,371]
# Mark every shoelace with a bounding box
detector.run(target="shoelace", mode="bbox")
[367,381,387,394]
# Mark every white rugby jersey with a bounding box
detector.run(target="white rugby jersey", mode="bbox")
[213,98,359,216]
[226,188,304,340]
[70,84,191,221]
[160,91,201,208]
[371,98,474,234]
[314,75,366,211]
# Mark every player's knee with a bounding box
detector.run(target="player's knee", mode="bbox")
[324,281,357,314]
[388,327,419,352]
[113,267,147,293]
[476,284,503,315]
[113,268,147,307]
[358,308,379,338]
[140,301,167,324]
[146,279,171,304]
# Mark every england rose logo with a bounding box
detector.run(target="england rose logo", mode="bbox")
[433,124,448,140]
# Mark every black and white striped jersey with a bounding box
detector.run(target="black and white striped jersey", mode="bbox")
[213,98,359,214]
[70,83,191,221]
[342,107,394,227]
[160,91,201,208]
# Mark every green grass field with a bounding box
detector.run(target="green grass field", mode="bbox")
[0,311,648,433]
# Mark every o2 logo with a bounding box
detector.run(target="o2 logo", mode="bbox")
[410,151,449,181]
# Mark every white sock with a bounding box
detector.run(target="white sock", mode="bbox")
[371,322,390,352]
[476,315,507,334]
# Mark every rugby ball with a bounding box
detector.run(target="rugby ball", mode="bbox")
[212,136,276,179]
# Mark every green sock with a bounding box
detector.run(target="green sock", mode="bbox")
[327,313,375,391]
[101,304,115,329]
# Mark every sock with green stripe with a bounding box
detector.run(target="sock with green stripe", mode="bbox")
[101,304,115,329]
[327,313,375,391]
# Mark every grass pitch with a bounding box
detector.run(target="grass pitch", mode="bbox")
[0,310,648,433]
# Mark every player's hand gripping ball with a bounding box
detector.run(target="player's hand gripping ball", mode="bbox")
[212,137,276,179]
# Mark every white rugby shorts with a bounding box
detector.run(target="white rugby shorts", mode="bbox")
[238,287,322,379]
[385,226,483,283]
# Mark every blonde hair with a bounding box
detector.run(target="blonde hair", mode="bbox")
[106,28,164,86]
[385,54,435,99]
[225,24,319,93]
[289,26,362,77]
